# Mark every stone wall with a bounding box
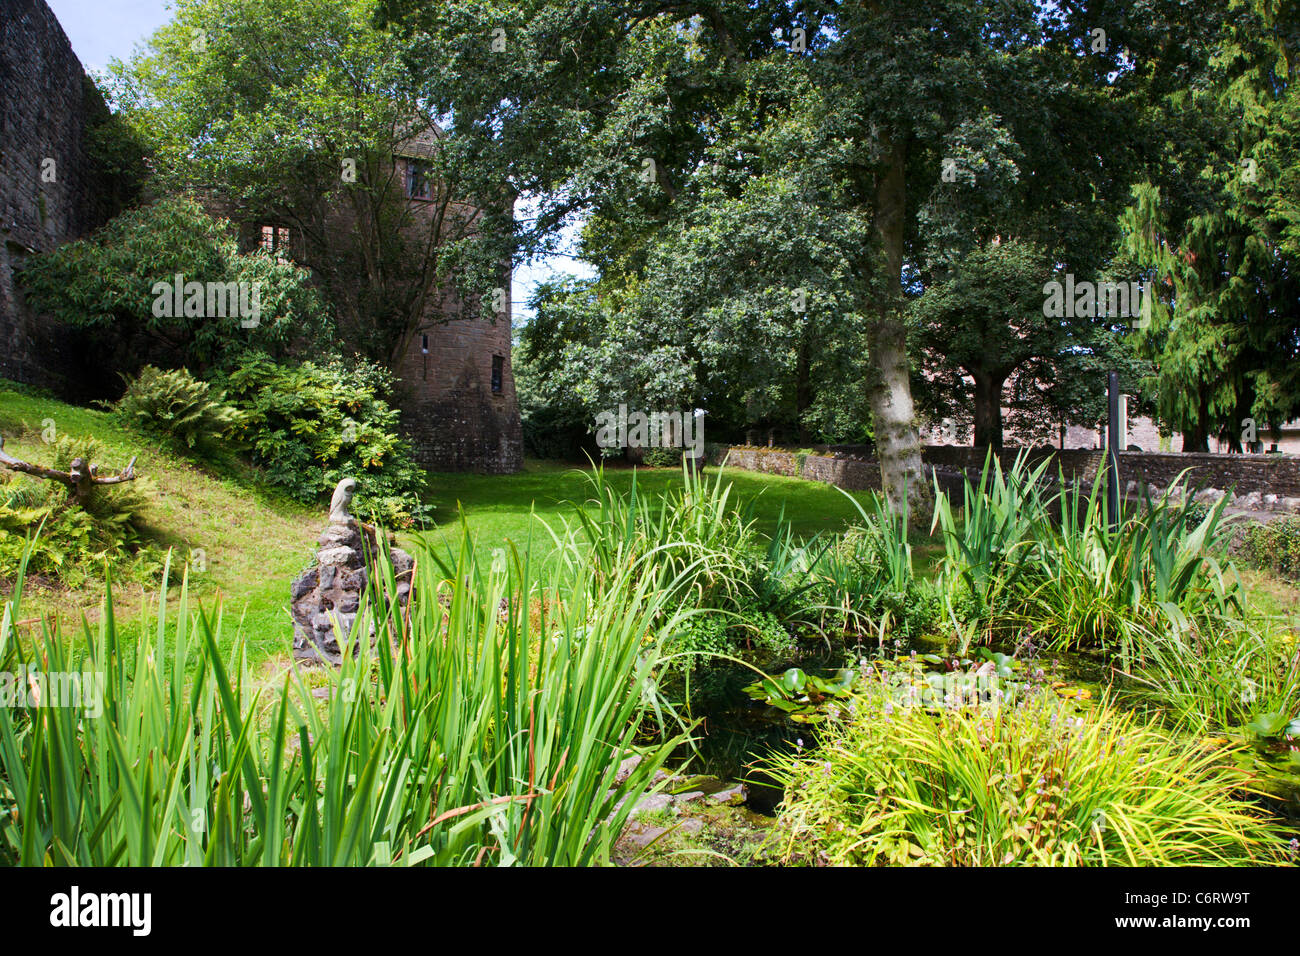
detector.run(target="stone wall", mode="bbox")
[0,0,121,390]
[714,444,1300,500]
[393,284,523,474]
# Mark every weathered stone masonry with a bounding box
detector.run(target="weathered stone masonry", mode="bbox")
[393,285,522,474]
[714,444,1300,501]
[1,0,120,391]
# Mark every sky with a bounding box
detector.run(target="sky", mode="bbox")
[43,0,589,325]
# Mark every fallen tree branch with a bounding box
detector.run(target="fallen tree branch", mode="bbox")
[0,434,138,503]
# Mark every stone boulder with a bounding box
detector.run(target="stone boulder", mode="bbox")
[290,486,414,664]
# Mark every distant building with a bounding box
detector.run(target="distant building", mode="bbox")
[0,0,522,473]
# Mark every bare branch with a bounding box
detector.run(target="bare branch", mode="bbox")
[0,435,139,503]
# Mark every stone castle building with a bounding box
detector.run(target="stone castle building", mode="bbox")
[0,0,522,473]
[0,0,129,394]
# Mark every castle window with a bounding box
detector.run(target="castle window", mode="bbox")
[405,159,431,200]
[491,354,504,394]
[259,225,292,264]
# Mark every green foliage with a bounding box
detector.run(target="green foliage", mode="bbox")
[108,0,509,362]
[0,436,162,589]
[931,452,1243,667]
[1119,0,1300,449]
[216,353,428,526]
[18,197,327,370]
[811,488,939,637]
[768,688,1288,866]
[640,447,683,468]
[0,518,692,866]
[569,462,760,617]
[1131,614,1300,737]
[931,452,1053,634]
[1241,517,1300,580]
[910,240,1149,447]
[744,666,858,722]
[109,365,241,451]
[1024,479,1241,667]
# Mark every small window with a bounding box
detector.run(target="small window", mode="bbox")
[491,355,504,394]
[259,225,291,264]
[405,159,430,200]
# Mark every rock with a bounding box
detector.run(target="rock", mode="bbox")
[291,477,414,664]
[1282,497,1300,514]
[613,755,643,786]
[673,790,706,804]
[1264,493,1280,511]
[709,784,747,806]
[630,793,674,816]
[1240,491,1263,511]
[621,822,668,849]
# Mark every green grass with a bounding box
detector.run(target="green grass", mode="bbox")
[417,459,934,568]
[0,381,319,662]
[3,385,925,668]
[0,520,692,866]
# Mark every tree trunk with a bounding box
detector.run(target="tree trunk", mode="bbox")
[972,370,1006,448]
[1181,428,1209,453]
[795,333,812,444]
[868,134,927,518]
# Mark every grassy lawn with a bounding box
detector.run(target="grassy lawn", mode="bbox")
[415,459,944,569]
[4,383,921,667]
[0,383,319,662]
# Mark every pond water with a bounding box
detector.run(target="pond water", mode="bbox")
[659,632,1300,838]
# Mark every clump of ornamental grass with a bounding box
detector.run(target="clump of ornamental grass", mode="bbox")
[1129,611,1300,736]
[766,683,1289,867]
[0,520,691,866]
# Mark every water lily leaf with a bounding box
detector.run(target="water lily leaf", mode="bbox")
[1247,712,1290,737]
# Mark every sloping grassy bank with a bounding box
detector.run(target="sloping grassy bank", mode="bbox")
[0,381,319,662]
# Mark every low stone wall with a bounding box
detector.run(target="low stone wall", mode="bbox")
[714,444,1300,501]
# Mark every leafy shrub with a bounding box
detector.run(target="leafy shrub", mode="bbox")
[641,446,683,467]
[18,196,328,369]
[216,353,429,526]
[0,435,162,589]
[1240,516,1300,580]
[109,365,241,450]
[667,604,798,676]
[768,686,1288,866]
[667,613,732,673]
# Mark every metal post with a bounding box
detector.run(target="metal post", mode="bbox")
[1107,370,1120,530]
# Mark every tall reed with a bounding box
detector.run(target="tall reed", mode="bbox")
[0,519,690,866]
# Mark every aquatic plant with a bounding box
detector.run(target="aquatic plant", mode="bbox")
[767,686,1288,866]
[1130,612,1300,736]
